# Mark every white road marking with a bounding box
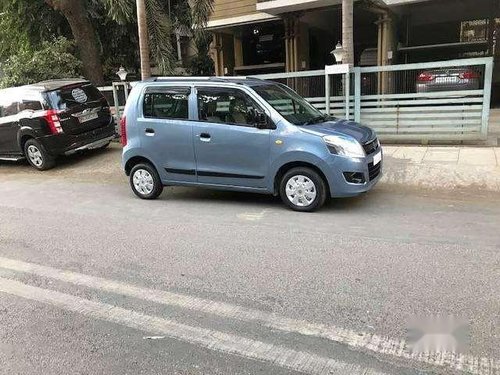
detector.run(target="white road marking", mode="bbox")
[0,277,386,375]
[0,256,498,374]
[237,209,268,221]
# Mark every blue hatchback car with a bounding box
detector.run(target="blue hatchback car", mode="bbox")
[121,77,382,211]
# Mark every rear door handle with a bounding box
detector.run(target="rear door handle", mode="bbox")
[199,133,211,142]
[145,128,155,136]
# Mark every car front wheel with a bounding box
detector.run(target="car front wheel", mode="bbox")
[129,163,163,200]
[279,167,327,212]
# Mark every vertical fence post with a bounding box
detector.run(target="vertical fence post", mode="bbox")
[481,57,494,138]
[112,82,120,119]
[354,67,361,123]
[124,82,129,101]
[325,72,331,116]
[345,72,350,120]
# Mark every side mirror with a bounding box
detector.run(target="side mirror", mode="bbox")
[250,109,269,129]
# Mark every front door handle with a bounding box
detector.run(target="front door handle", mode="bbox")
[199,133,211,142]
[145,128,155,136]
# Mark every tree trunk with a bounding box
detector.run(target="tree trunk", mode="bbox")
[46,0,105,85]
[342,0,354,66]
[136,0,151,80]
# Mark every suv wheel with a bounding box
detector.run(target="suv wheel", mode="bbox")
[130,163,163,200]
[24,139,55,171]
[279,167,327,212]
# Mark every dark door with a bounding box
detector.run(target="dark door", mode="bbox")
[0,92,21,154]
[43,82,112,135]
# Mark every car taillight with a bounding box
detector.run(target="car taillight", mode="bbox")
[459,70,479,80]
[417,72,435,82]
[120,116,127,146]
[43,109,63,134]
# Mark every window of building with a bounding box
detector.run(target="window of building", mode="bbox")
[241,22,285,66]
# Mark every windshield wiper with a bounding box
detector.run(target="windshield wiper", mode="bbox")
[302,115,328,125]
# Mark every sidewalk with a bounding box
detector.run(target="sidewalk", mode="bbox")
[382,145,500,192]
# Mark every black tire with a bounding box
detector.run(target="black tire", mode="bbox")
[24,138,56,171]
[129,162,163,200]
[279,167,327,212]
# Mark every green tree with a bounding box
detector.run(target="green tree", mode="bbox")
[0,0,215,84]
[0,37,82,88]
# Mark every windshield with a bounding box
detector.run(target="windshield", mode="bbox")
[253,84,327,125]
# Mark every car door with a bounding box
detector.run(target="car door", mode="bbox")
[138,86,197,183]
[0,90,22,154]
[193,86,271,189]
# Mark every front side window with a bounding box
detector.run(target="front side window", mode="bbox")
[197,87,262,126]
[143,87,190,120]
[253,84,327,125]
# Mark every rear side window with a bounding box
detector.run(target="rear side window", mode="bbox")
[19,100,43,112]
[143,87,190,120]
[45,83,106,110]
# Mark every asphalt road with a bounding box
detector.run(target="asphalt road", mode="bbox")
[0,145,499,375]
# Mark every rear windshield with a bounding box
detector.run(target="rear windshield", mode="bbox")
[45,83,106,110]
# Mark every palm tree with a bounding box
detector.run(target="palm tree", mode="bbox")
[342,0,354,66]
[136,0,151,79]
[44,0,214,83]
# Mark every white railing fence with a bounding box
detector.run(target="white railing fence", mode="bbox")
[252,57,494,142]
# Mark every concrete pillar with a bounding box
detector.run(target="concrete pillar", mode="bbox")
[211,33,224,76]
[285,16,303,73]
[375,14,394,94]
[233,32,244,68]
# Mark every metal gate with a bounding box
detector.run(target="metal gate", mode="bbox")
[252,57,494,142]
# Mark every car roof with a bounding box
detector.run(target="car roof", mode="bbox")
[21,78,90,92]
[143,76,273,88]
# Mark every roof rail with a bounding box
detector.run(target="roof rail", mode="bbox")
[144,76,264,82]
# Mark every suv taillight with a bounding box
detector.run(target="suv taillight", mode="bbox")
[459,70,479,80]
[43,109,63,134]
[417,72,435,82]
[120,116,127,146]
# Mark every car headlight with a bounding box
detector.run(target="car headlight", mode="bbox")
[323,135,365,158]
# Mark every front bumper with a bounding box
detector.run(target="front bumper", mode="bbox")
[325,149,383,198]
[39,122,116,156]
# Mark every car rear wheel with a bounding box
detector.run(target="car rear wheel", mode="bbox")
[279,167,327,212]
[24,139,55,171]
[130,163,163,200]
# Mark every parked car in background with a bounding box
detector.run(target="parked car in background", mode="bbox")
[416,68,480,93]
[0,79,116,170]
[121,77,382,212]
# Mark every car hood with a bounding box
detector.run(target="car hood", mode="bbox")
[300,119,376,144]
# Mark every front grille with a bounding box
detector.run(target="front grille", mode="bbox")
[363,138,379,155]
[368,161,381,181]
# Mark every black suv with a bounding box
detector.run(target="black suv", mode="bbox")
[0,79,116,170]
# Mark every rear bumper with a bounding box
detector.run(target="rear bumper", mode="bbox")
[39,122,116,156]
[416,82,479,93]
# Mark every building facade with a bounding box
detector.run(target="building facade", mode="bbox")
[208,0,499,88]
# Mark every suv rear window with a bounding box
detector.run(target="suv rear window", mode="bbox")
[45,83,106,111]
